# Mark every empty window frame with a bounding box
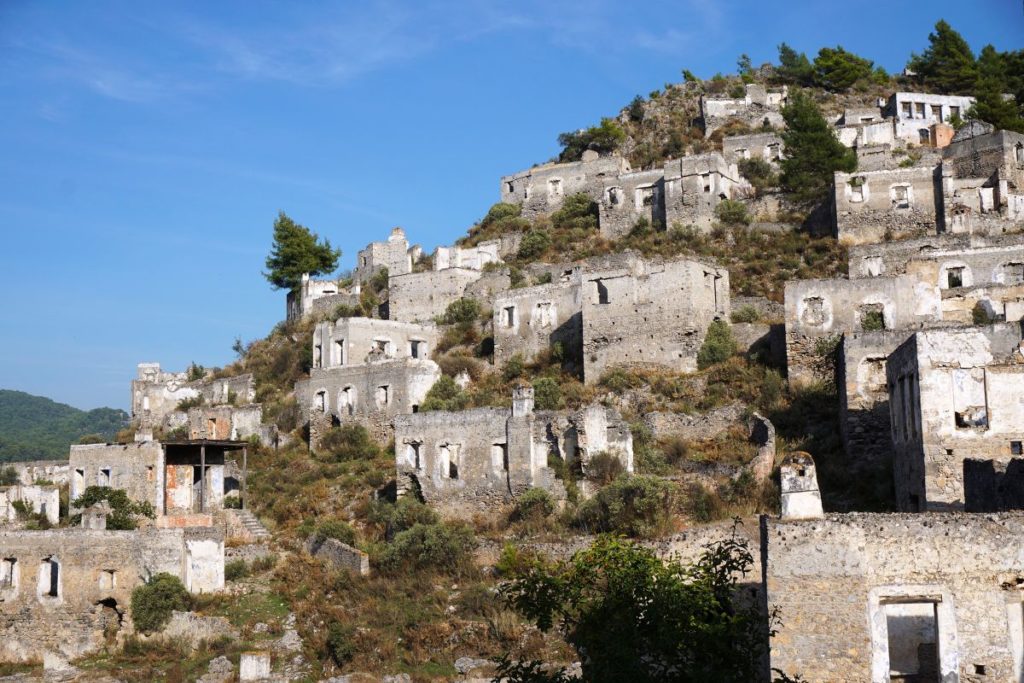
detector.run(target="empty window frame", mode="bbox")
[946,266,965,289]
[547,178,563,199]
[375,385,390,409]
[38,557,59,599]
[949,105,960,120]
[334,339,346,365]
[339,386,355,416]
[606,186,622,206]
[410,339,424,359]
[536,302,554,328]
[313,344,322,368]
[891,184,911,209]
[0,558,16,590]
[800,297,826,326]
[405,442,421,470]
[504,306,516,328]
[914,102,926,118]
[99,569,116,591]
[883,600,940,681]
[848,178,866,203]
[98,468,111,487]
[492,443,509,472]
[596,280,610,305]
[930,104,942,119]
[314,390,327,413]
[901,102,913,118]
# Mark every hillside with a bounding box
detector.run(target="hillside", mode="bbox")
[0,389,128,461]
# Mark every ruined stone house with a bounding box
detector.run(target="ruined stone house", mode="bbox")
[0,525,223,663]
[393,387,633,516]
[582,254,730,382]
[698,83,788,137]
[499,151,631,219]
[131,363,256,429]
[0,485,59,526]
[721,131,784,166]
[885,91,975,145]
[886,324,1024,512]
[833,166,943,246]
[286,272,360,322]
[354,227,419,285]
[492,271,583,372]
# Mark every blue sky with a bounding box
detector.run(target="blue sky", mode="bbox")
[0,1,1021,411]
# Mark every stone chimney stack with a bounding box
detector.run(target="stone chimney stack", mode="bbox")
[779,452,823,520]
[512,386,534,418]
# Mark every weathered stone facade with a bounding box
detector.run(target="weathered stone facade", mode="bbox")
[388,268,485,323]
[765,512,1024,683]
[722,132,783,165]
[297,358,440,446]
[0,526,223,662]
[833,166,943,246]
[312,317,438,369]
[394,388,632,515]
[886,324,1024,512]
[885,91,975,144]
[499,152,631,219]
[0,485,59,526]
[699,84,788,136]
[492,275,582,372]
[131,364,255,431]
[582,255,730,382]
[354,227,418,284]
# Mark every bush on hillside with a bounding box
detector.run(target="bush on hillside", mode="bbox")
[714,200,750,226]
[130,573,190,633]
[532,377,563,410]
[315,519,357,546]
[443,298,481,325]
[75,486,155,531]
[420,375,468,412]
[517,229,552,260]
[575,475,673,538]
[697,320,738,369]
[318,424,381,461]
[378,522,477,575]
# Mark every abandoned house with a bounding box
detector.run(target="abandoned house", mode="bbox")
[393,387,633,515]
[885,91,975,145]
[312,317,439,368]
[721,132,784,166]
[131,363,256,430]
[499,151,632,219]
[492,271,583,373]
[353,227,420,285]
[698,83,788,136]
[886,323,1024,512]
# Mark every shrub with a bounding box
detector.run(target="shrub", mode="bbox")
[714,199,750,226]
[420,375,468,412]
[369,266,389,294]
[367,497,439,538]
[379,522,477,575]
[75,486,155,530]
[557,118,625,162]
[502,354,525,381]
[730,305,760,323]
[251,554,277,573]
[510,488,555,523]
[972,301,997,325]
[326,621,356,666]
[225,559,249,581]
[737,158,777,196]
[684,483,726,523]
[551,193,599,231]
[318,424,380,461]
[186,363,206,382]
[0,466,17,486]
[697,320,738,369]
[130,573,190,633]
[586,451,625,486]
[443,298,481,325]
[575,475,673,538]
[532,377,563,410]
[517,229,552,261]
[77,433,105,445]
[175,395,205,411]
[598,368,646,394]
[315,519,357,546]
[861,309,885,331]
[224,495,243,509]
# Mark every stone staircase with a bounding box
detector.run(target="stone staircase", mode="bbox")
[228,508,271,541]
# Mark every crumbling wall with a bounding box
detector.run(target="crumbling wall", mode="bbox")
[0,527,222,662]
[69,442,164,510]
[784,276,942,386]
[582,256,730,382]
[187,404,263,441]
[833,166,942,246]
[492,277,582,371]
[765,512,1024,683]
[0,485,60,526]
[887,324,1024,511]
[354,227,414,284]
[500,154,630,219]
[388,268,483,323]
[8,461,69,486]
[298,358,441,446]
[699,84,787,136]
[722,132,783,165]
[312,318,439,368]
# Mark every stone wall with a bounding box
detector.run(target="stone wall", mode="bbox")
[722,132,783,165]
[69,441,164,511]
[0,485,59,526]
[582,256,730,383]
[886,324,1024,511]
[297,358,441,446]
[492,277,582,372]
[354,227,415,284]
[388,268,483,323]
[187,404,263,441]
[131,364,255,429]
[0,527,223,662]
[305,536,370,576]
[784,276,942,386]
[8,460,69,486]
[833,166,942,246]
[312,317,439,368]
[500,154,630,219]
[765,512,1024,683]
[846,232,1024,284]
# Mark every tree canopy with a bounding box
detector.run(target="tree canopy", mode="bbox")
[263,211,340,291]
[907,19,978,94]
[557,118,626,162]
[497,530,788,682]
[779,90,856,207]
[775,43,813,87]
[812,46,875,92]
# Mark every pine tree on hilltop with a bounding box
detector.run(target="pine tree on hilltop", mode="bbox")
[263,211,341,291]
[970,45,1024,133]
[907,19,978,94]
[779,90,857,207]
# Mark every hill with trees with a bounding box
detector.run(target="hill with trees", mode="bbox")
[0,389,128,461]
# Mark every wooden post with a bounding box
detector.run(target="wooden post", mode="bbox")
[200,444,206,513]
[242,445,248,510]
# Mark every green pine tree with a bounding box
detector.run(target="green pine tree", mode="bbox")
[779,90,857,207]
[775,43,813,86]
[263,211,341,291]
[907,19,978,94]
[812,46,874,92]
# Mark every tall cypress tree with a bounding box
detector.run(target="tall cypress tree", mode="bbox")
[263,211,341,291]
[779,91,857,207]
[907,20,978,94]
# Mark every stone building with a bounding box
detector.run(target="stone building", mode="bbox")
[582,255,730,382]
[312,317,438,369]
[393,387,633,515]
[492,273,583,372]
[698,84,788,136]
[0,526,223,662]
[721,132,783,165]
[388,268,489,323]
[884,91,975,145]
[833,166,942,246]
[0,485,59,526]
[784,275,942,386]
[765,512,1024,682]
[886,324,1024,512]
[285,272,359,322]
[187,404,267,442]
[434,240,501,271]
[499,152,631,219]
[69,439,251,520]
[297,358,441,446]
[131,364,255,431]
[354,227,418,285]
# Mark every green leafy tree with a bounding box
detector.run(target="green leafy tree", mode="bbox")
[0,466,17,486]
[969,45,1024,133]
[263,211,340,291]
[75,486,155,530]
[532,377,563,410]
[318,424,381,461]
[779,90,857,206]
[907,19,978,94]
[420,375,468,412]
[557,118,626,162]
[518,229,552,261]
[130,573,190,633]
[812,46,874,91]
[442,297,482,324]
[498,529,780,682]
[775,43,814,86]
[737,53,754,82]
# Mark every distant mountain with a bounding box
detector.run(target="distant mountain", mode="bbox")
[0,389,128,462]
